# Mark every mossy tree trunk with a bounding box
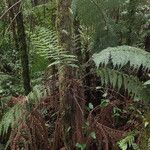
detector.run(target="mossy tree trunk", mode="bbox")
[13,0,31,95]
[56,0,80,149]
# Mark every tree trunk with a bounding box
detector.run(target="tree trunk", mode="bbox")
[56,0,83,149]
[144,24,150,52]
[13,0,31,95]
[127,0,137,45]
[7,0,19,52]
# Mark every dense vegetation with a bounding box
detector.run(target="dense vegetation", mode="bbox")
[0,0,150,149]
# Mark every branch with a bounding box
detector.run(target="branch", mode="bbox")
[0,0,21,20]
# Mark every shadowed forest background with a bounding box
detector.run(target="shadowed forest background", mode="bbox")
[0,0,150,149]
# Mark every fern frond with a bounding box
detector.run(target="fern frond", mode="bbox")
[0,85,46,136]
[97,68,150,101]
[118,131,139,150]
[0,104,25,136]
[31,27,78,68]
[93,46,150,71]
[27,85,47,105]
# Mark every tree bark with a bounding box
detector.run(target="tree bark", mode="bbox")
[13,0,31,95]
[7,0,19,52]
[144,24,150,52]
[56,0,81,149]
[127,0,137,45]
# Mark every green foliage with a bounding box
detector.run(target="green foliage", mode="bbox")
[23,0,56,28]
[139,111,150,150]
[0,85,48,137]
[93,46,150,101]
[118,131,140,150]
[100,99,110,107]
[88,103,94,110]
[0,73,23,97]
[0,30,22,97]
[90,131,96,139]
[30,26,78,70]
[0,104,25,136]
[27,85,47,105]
[72,0,127,51]
[93,46,150,70]
[74,0,125,27]
[73,0,149,50]
[97,68,150,101]
[76,143,86,150]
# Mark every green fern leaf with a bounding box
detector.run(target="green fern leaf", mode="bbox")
[97,68,150,101]
[0,104,25,136]
[31,26,77,69]
[93,46,150,71]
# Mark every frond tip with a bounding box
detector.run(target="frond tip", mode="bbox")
[93,46,150,71]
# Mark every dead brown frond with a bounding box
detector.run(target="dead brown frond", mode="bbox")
[86,100,139,150]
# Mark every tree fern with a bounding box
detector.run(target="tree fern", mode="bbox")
[93,46,150,71]
[31,26,78,68]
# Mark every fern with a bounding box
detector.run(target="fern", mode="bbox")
[0,85,48,135]
[97,68,150,101]
[31,26,78,68]
[93,46,150,71]
[27,85,47,105]
[0,86,50,149]
[118,131,140,150]
[0,103,25,136]
[93,46,150,101]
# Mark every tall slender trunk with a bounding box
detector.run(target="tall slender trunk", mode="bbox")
[56,0,83,149]
[13,0,31,95]
[7,0,19,52]
[127,0,137,45]
[144,24,150,52]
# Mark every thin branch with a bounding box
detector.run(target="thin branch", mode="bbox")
[0,0,21,20]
